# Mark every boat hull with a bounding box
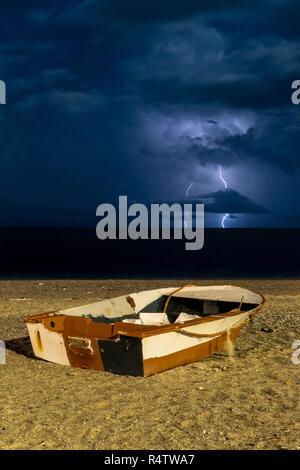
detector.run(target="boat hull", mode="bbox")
[25,285,265,376]
[99,326,241,377]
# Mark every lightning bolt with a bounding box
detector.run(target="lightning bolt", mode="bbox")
[221,213,229,229]
[218,166,230,228]
[219,166,227,189]
[186,182,193,197]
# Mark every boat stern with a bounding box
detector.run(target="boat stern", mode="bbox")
[26,315,70,366]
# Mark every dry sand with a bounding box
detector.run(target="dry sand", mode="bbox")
[0,279,299,450]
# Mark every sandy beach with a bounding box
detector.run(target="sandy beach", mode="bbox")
[0,279,299,450]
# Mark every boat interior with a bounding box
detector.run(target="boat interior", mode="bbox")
[82,295,261,326]
[141,295,257,317]
[55,286,264,327]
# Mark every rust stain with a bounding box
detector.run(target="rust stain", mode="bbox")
[67,337,93,356]
[63,335,104,370]
[35,330,43,352]
[126,295,136,311]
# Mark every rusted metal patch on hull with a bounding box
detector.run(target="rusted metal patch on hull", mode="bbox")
[68,337,93,356]
[63,334,104,371]
[39,314,114,338]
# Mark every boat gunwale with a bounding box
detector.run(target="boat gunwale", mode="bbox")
[24,285,266,340]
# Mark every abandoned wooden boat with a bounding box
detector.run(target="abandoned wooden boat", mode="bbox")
[25,285,265,376]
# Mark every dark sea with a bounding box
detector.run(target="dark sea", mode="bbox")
[0,227,299,279]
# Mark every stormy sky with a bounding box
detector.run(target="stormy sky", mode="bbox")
[1,0,300,227]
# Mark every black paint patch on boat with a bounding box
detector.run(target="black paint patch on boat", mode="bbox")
[139,296,167,314]
[98,336,144,377]
[165,296,204,317]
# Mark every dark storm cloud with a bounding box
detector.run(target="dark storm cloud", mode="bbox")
[134,21,300,111]
[159,110,300,171]
[217,116,300,172]
[193,189,270,214]
[60,0,257,24]
[50,0,300,114]
[210,1,300,41]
